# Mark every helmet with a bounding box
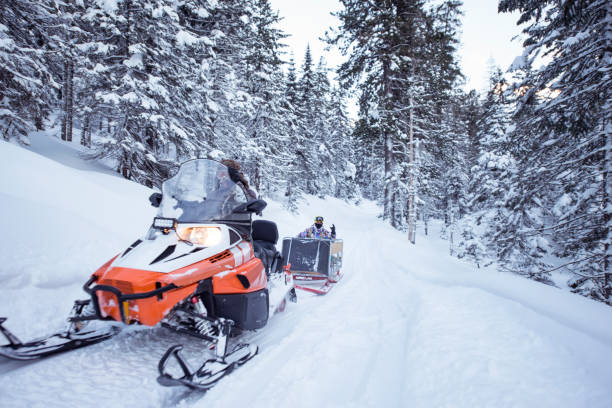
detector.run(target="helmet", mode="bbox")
[314,216,323,229]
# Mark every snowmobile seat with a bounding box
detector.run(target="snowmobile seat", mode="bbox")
[252,220,278,245]
[252,220,281,275]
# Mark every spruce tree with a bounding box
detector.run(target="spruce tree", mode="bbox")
[499,0,612,301]
[0,0,58,145]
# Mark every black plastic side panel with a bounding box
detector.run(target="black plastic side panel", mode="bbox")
[195,279,216,317]
[213,289,269,330]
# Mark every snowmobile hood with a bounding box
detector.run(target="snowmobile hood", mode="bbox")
[111,224,245,274]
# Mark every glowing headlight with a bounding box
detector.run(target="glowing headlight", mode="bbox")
[178,226,222,246]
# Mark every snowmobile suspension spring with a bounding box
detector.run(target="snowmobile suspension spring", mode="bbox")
[195,319,215,338]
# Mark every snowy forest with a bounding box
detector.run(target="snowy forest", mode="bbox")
[1,0,610,305]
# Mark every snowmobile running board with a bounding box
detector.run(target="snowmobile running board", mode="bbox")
[0,317,119,360]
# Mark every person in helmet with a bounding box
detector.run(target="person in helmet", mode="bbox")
[298,216,336,239]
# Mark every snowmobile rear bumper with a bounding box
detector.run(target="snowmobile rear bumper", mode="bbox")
[82,276,178,324]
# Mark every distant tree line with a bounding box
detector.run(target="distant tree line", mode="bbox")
[1,0,610,304]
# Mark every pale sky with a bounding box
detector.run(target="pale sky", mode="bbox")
[268,0,524,94]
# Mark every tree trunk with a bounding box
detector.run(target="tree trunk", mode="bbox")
[61,58,74,142]
[384,132,392,220]
[449,204,456,256]
[407,95,416,244]
[67,60,73,142]
[603,115,611,301]
[2,120,13,141]
[81,115,90,147]
[61,60,69,141]
[124,0,131,57]
[602,1,612,302]
[390,191,397,228]
[382,60,393,222]
[122,152,130,179]
[254,161,261,193]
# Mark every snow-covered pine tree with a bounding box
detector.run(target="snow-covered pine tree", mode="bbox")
[418,0,465,233]
[457,68,512,266]
[285,54,299,110]
[455,89,488,265]
[282,55,304,211]
[328,85,359,200]
[87,0,222,186]
[500,61,554,282]
[199,0,257,159]
[352,116,384,201]
[499,0,612,300]
[237,0,293,197]
[329,0,463,238]
[52,0,108,148]
[468,68,511,211]
[311,57,335,198]
[294,45,320,195]
[328,0,429,231]
[0,0,58,145]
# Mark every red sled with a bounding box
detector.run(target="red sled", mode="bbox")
[281,238,343,295]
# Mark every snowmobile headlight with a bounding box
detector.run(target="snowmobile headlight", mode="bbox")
[177,226,222,247]
[153,217,176,230]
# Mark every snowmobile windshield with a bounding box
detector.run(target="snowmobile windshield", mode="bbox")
[158,159,248,223]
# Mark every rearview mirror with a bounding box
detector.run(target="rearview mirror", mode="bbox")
[149,192,162,208]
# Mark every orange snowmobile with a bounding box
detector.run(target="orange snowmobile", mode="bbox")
[0,158,296,389]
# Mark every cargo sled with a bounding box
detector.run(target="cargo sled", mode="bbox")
[281,238,343,295]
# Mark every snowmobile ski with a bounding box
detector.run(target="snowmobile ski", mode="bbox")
[0,317,119,360]
[157,343,258,390]
[158,313,259,390]
[0,299,120,360]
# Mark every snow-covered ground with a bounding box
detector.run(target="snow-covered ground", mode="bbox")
[1,135,612,408]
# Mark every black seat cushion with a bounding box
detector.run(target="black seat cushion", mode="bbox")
[252,220,278,244]
[253,242,282,275]
[252,221,281,275]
